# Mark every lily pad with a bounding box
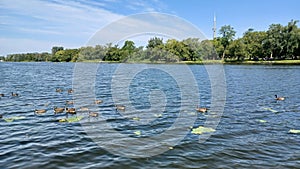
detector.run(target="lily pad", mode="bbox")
[58,118,67,122]
[134,130,141,136]
[4,116,26,122]
[289,129,300,134]
[191,126,216,135]
[258,119,267,123]
[59,116,83,123]
[132,117,140,121]
[154,114,162,118]
[263,107,278,113]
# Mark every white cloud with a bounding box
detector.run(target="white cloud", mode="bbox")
[88,13,207,48]
[0,0,123,55]
[0,0,170,56]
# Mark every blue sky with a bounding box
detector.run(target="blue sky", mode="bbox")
[1,0,299,56]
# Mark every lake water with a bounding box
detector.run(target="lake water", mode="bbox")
[0,62,300,168]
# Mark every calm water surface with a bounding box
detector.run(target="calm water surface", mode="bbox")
[0,62,299,168]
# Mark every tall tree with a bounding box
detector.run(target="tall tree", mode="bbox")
[146,37,164,49]
[51,46,64,56]
[243,29,267,60]
[264,24,284,59]
[219,25,236,59]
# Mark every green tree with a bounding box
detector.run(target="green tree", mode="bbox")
[264,24,284,59]
[242,29,267,60]
[199,40,218,60]
[120,40,136,61]
[51,46,64,56]
[146,37,164,49]
[283,20,299,58]
[228,38,246,60]
[219,25,236,59]
[105,45,121,61]
[182,38,203,61]
[165,39,190,61]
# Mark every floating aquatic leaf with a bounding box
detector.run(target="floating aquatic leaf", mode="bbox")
[132,117,140,121]
[154,114,162,118]
[3,116,25,122]
[263,107,278,113]
[258,120,267,123]
[134,130,141,136]
[67,116,83,122]
[59,116,83,123]
[4,118,14,123]
[289,129,300,134]
[58,119,67,122]
[191,126,216,135]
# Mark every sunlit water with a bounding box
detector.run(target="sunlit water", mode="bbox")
[0,62,299,168]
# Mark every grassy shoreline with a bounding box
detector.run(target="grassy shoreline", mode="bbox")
[3,59,300,65]
[98,59,300,65]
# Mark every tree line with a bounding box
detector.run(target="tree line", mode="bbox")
[4,20,300,62]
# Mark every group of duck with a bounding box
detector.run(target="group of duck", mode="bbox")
[0,91,285,122]
[0,88,127,122]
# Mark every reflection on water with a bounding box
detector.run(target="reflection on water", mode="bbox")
[0,62,300,168]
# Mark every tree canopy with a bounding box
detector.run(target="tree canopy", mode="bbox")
[4,20,300,62]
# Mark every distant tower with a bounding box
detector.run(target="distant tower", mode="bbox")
[213,13,216,39]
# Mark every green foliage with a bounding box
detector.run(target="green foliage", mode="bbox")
[146,37,164,49]
[219,25,236,59]
[6,52,51,62]
[51,48,79,62]
[51,46,64,56]
[4,20,300,63]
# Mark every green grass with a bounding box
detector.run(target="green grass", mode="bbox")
[226,59,300,65]
[69,59,300,65]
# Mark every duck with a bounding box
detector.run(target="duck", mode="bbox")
[66,107,76,114]
[56,88,63,92]
[0,94,4,97]
[11,92,18,97]
[89,112,99,117]
[196,106,208,113]
[67,89,73,94]
[95,100,103,104]
[54,107,65,114]
[66,100,74,105]
[275,95,285,101]
[115,105,125,111]
[0,114,2,118]
[35,109,47,114]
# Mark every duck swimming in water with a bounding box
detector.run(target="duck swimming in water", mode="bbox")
[95,100,103,104]
[54,107,65,114]
[35,109,47,114]
[66,107,76,114]
[56,88,63,93]
[66,100,74,105]
[67,89,73,94]
[89,112,99,117]
[115,105,125,111]
[11,92,18,97]
[275,95,285,101]
[196,106,208,113]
